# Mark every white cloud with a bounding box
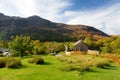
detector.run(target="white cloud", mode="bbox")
[9,0,36,16]
[34,0,71,22]
[64,3,120,34]
[0,0,71,21]
[0,0,120,35]
[0,0,36,16]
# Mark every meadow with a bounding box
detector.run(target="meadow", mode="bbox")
[0,55,120,80]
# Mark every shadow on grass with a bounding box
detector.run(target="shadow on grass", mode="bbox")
[102,65,118,70]
[21,65,28,69]
[7,66,23,69]
[80,65,119,75]
[87,68,99,72]
[41,62,52,65]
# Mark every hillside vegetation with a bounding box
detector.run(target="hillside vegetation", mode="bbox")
[0,13,108,41]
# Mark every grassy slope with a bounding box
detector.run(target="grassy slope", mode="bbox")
[0,56,120,80]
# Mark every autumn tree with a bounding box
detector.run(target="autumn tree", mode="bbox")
[84,37,95,49]
[111,37,120,54]
[44,42,64,54]
[32,40,46,55]
[100,36,117,53]
[9,35,31,57]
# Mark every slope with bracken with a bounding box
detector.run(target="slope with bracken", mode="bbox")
[0,13,108,41]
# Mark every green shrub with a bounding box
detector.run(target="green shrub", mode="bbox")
[6,57,22,68]
[28,56,44,64]
[0,58,6,68]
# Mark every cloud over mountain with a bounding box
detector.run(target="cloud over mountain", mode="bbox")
[65,3,120,34]
[0,0,120,34]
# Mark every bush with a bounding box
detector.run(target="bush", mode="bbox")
[0,58,6,68]
[6,57,22,68]
[28,56,44,64]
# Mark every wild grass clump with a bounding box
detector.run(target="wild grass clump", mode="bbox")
[0,57,22,68]
[58,55,111,72]
[34,56,44,64]
[101,54,120,66]
[58,55,91,72]
[6,57,22,68]
[0,58,6,68]
[57,55,68,62]
[76,62,91,71]
[90,58,110,68]
[28,56,44,64]
[28,58,34,63]
[59,64,76,71]
[59,63,90,72]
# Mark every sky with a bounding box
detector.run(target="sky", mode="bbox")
[0,0,120,35]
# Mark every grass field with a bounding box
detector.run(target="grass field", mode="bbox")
[0,56,120,80]
[0,56,78,80]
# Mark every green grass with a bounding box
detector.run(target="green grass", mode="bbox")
[0,56,120,80]
[81,65,120,80]
[0,56,78,80]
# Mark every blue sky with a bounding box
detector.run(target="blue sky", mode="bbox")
[70,0,119,10]
[0,0,120,34]
[70,0,108,10]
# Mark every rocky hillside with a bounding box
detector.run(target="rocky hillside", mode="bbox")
[0,13,108,41]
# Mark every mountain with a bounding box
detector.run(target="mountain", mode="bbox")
[0,13,11,20]
[0,13,108,41]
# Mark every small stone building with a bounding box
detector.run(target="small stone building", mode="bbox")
[73,40,89,52]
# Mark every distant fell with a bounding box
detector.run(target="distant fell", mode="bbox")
[0,13,108,41]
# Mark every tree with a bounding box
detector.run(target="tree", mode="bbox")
[101,43,112,53]
[43,42,64,54]
[84,37,94,49]
[44,42,55,54]
[0,40,9,48]
[111,37,120,54]
[32,40,45,55]
[100,36,118,54]
[95,39,104,51]
[9,35,31,57]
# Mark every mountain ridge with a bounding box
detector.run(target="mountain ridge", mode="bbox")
[0,13,108,41]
